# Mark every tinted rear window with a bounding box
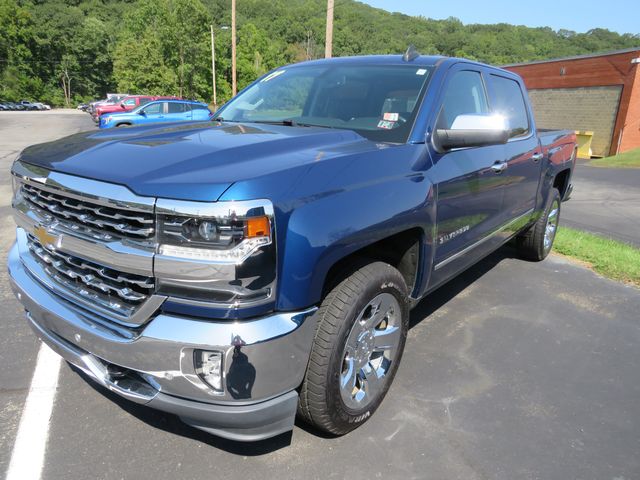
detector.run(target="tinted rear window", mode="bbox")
[490,75,530,138]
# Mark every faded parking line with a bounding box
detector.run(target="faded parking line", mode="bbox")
[6,343,61,480]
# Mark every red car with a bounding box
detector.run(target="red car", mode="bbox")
[92,95,179,122]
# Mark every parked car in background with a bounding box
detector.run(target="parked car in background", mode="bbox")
[19,100,39,110]
[8,53,576,442]
[99,100,211,129]
[6,102,25,110]
[0,103,9,111]
[87,94,128,115]
[93,95,179,122]
[32,102,51,110]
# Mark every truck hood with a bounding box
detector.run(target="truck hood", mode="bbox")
[19,121,375,201]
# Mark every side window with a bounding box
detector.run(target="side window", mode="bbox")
[490,75,530,138]
[123,99,136,106]
[168,102,186,113]
[142,102,163,115]
[438,70,489,129]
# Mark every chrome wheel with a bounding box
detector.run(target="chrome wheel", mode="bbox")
[543,199,560,253]
[339,292,402,409]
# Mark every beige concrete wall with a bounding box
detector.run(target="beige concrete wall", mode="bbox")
[527,86,622,157]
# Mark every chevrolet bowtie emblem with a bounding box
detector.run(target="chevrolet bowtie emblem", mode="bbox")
[33,225,58,248]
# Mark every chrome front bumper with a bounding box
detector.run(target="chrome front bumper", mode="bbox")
[8,241,318,441]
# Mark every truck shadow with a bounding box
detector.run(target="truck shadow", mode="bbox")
[409,243,520,328]
[71,368,294,455]
[68,243,520,455]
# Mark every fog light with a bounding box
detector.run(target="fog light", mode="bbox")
[195,350,223,392]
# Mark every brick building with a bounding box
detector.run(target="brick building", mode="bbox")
[505,48,640,157]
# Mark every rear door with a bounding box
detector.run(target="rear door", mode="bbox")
[427,65,509,286]
[486,73,542,222]
[167,102,191,121]
[191,104,211,120]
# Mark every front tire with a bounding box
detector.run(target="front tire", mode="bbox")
[517,187,561,261]
[298,261,409,435]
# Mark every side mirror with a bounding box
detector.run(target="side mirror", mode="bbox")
[120,104,126,109]
[138,110,146,115]
[434,114,509,152]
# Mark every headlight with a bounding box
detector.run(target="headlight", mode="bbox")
[157,200,272,264]
[103,116,111,124]
[154,199,277,309]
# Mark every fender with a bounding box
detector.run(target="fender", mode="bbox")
[221,144,436,311]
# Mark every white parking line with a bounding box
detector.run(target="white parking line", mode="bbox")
[6,343,61,480]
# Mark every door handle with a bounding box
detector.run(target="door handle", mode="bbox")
[532,152,544,162]
[491,161,508,174]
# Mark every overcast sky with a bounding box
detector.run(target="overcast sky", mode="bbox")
[360,0,640,35]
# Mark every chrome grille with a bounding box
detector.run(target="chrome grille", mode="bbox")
[21,182,154,241]
[27,234,155,320]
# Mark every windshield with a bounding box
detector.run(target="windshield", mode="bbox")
[217,63,434,143]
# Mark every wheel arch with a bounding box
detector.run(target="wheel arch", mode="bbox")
[321,228,424,300]
[553,168,571,200]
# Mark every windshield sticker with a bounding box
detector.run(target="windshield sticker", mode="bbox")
[383,112,399,122]
[260,70,286,83]
[377,120,396,130]
[416,68,427,76]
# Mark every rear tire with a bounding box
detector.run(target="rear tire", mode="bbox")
[516,188,561,261]
[298,261,409,435]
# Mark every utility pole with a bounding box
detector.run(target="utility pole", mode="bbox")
[231,0,237,96]
[210,25,217,109]
[325,0,334,59]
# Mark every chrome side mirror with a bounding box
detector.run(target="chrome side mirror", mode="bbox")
[434,114,509,152]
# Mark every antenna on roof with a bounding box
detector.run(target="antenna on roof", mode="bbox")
[402,45,420,62]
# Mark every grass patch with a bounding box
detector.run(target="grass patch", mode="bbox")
[589,148,640,168]
[553,226,640,286]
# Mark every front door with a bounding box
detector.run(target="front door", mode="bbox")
[426,66,509,288]
[139,102,166,124]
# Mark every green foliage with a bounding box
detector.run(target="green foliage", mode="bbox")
[0,0,638,106]
[554,226,640,286]
[590,148,640,168]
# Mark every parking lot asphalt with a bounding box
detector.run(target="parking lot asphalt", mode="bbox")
[1,111,639,480]
[562,159,640,246]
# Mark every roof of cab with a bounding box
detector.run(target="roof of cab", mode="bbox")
[293,54,446,67]
[288,54,519,78]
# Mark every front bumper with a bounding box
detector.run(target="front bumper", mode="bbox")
[8,241,317,441]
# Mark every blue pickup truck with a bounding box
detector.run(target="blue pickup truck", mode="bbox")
[8,53,576,442]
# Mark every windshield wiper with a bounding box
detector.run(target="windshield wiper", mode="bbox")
[248,119,303,127]
[212,117,241,123]
[249,119,337,129]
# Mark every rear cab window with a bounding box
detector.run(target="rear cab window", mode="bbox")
[488,74,531,138]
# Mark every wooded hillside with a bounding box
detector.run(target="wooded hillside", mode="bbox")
[1,0,638,106]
